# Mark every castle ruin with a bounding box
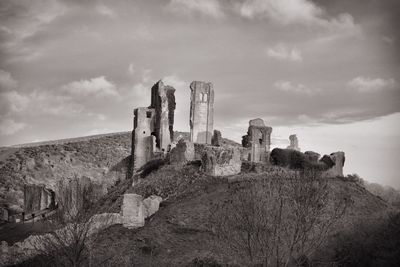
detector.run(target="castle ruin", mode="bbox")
[241,118,272,163]
[132,80,176,171]
[189,81,214,144]
[287,134,300,151]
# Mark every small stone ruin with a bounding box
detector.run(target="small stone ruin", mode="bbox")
[287,134,300,151]
[23,185,55,213]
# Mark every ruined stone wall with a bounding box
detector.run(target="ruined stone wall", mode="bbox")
[133,107,156,171]
[189,81,214,144]
[287,134,300,151]
[150,80,176,152]
[241,118,272,163]
[200,146,242,176]
[322,152,345,177]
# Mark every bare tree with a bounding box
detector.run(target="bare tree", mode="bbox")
[212,169,350,266]
[28,176,112,267]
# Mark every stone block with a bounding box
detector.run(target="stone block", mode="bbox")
[143,195,162,218]
[122,193,145,229]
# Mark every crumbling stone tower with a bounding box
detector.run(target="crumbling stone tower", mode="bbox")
[132,107,156,171]
[132,80,176,171]
[150,80,176,152]
[287,134,300,151]
[242,118,272,163]
[189,81,214,144]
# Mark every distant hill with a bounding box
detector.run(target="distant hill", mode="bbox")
[0,132,132,209]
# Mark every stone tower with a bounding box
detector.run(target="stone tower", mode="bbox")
[242,118,272,163]
[189,81,214,144]
[131,80,176,172]
[287,134,300,151]
[150,80,176,152]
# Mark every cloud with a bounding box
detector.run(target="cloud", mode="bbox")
[0,69,18,91]
[266,44,302,62]
[0,90,29,114]
[0,118,26,135]
[162,75,186,88]
[62,76,118,97]
[348,76,397,93]
[168,0,224,18]
[274,80,320,95]
[127,63,136,75]
[236,0,358,33]
[95,4,117,18]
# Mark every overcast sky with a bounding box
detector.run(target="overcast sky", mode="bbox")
[0,0,399,188]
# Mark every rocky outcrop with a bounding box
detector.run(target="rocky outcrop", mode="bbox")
[304,151,320,163]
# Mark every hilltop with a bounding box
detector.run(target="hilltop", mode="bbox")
[14,163,399,266]
[0,131,239,209]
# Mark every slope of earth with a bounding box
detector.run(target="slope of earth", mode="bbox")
[88,165,391,266]
[0,131,239,211]
[0,132,132,209]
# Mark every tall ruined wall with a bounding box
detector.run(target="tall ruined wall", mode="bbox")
[133,108,156,171]
[189,81,214,144]
[150,80,176,152]
[241,118,272,163]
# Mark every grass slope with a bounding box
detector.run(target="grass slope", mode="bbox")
[89,164,390,266]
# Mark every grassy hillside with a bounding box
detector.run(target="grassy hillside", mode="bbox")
[88,165,392,266]
[0,132,132,208]
[0,131,239,210]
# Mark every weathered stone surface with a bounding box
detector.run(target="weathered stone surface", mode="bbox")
[211,129,222,146]
[132,80,176,173]
[170,139,195,165]
[122,193,145,229]
[189,81,214,144]
[304,151,320,163]
[133,107,156,171]
[322,152,345,177]
[287,134,300,151]
[201,146,241,176]
[24,185,54,213]
[150,80,176,153]
[241,118,272,163]
[143,195,162,218]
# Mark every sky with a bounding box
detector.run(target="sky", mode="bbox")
[0,0,399,188]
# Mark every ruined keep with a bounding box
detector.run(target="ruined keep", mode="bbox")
[287,134,300,151]
[189,81,214,144]
[132,80,176,171]
[242,118,272,163]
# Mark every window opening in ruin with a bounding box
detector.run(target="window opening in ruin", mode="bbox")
[143,131,146,134]
[203,93,208,102]
[146,111,152,118]
[259,139,263,144]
